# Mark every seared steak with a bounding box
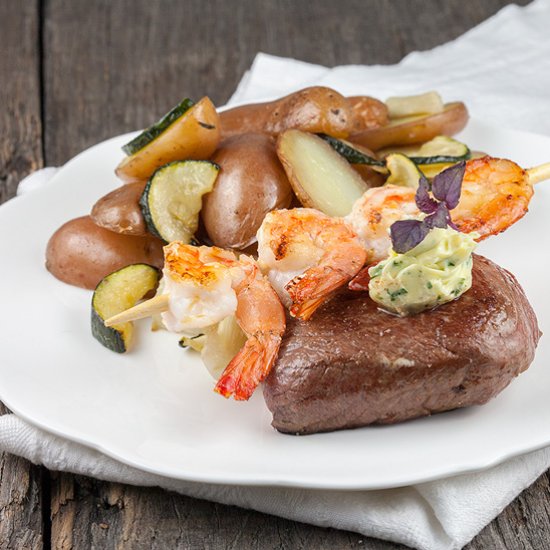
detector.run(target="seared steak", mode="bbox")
[264,255,541,434]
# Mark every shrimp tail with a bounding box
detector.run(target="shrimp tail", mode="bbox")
[214,333,282,401]
[348,266,371,292]
[286,267,351,321]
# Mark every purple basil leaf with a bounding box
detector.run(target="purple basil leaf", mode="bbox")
[415,174,438,214]
[447,217,459,231]
[390,219,430,253]
[432,161,466,210]
[424,202,450,229]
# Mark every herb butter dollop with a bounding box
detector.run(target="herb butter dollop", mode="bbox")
[368,227,477,316]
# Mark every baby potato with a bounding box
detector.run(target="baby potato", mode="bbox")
[46,216,164,290]
[219,103,271,139]
[220,86,354,139]
[116,97,220,183]
[91,181,147,236]
[347,96,389,133]
[350,101,469,151]
[202,133,293,249]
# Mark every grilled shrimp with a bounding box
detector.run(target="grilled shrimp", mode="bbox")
[257,208,367,321]
[453,156,533,239]
[162,242,285,400]
[162,244,239,333]
[345,185,419,262]
[214,256,286,400]
[346,156,536,262]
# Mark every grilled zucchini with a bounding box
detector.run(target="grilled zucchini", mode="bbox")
[122,98,195,156]
[385,153,425,188]
[91,264,160,353]
[140,160,219,243]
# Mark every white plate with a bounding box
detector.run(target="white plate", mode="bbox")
[0,119,549,490]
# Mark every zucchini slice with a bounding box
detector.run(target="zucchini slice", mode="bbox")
[416,163,453,179]
[151,278,166,331]
[277,129,368,217]
[122,98,195,156]
[318,134,384,167]
[385,153,425,188]
[420,149,487,179]
[408,136,471,165]
[91,264,160,353]
[140,160,219,243]
[379,136,471,165]
[323,136,463,187]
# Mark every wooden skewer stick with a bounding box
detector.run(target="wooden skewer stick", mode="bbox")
[527,162,550,185]
[104,294,170,327]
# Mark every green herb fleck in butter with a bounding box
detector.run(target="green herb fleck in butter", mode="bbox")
[368,227,477,316]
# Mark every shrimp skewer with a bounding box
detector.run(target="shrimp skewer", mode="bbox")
[346,156,549,264]
[257,208,367,321]
[105,242,286,401]
[110,157,550,330]
[452,157,533,237]
[257,157,549,303]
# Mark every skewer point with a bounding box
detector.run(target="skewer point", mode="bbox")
[527,162,550,185]
[104,294,170,327]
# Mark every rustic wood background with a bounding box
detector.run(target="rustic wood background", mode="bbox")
[2,0,547,548]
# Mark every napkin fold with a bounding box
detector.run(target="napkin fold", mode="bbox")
[3,1,550,549]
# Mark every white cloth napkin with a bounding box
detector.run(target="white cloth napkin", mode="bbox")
[3,1,550,549]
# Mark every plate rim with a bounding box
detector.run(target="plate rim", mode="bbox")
[3,385,550,490]
[1,117,549,490]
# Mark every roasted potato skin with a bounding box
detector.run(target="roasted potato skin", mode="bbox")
[351,101,469,151]
[351,164,386,188]
[264,87,353,137]
[219,103,272,139]
[90,181,147,236]
[202,133,293,249]
[115,97,220,183]
[347,96,389,133]
[220,86,354,139]
[46,216,164,290]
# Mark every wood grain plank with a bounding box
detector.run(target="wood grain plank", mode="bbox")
[0,405,45,550]
[51,474,399,550]
[0,0,44,548]
[0,0,43,202]
[466,470,550,549]
[42,1,544,549]
[43,0,530,165]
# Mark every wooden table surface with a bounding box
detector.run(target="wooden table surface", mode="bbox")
[2,1,549,548]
